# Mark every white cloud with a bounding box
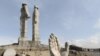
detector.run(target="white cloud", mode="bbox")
[70,33,100,48]
[94,18,100,29]
[0,36,17,45]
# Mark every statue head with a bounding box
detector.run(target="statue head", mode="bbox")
[21,3,30,19]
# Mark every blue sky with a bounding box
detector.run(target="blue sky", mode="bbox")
[0,0,100,48]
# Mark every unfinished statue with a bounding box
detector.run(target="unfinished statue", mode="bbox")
[3,48,16,56]
[49,33,69,56]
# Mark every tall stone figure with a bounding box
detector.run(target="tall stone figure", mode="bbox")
[61,42,69,56]
[49,33,69,56]
[18,3,30,47]
[49,33,61,56]
[32,5,40,46]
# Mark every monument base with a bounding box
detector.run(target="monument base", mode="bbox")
[18,37,29,47]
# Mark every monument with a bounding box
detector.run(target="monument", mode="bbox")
[0,0,99,56]
[18,3,30,47]
[0,2,50,56]
[32,5,40,46]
